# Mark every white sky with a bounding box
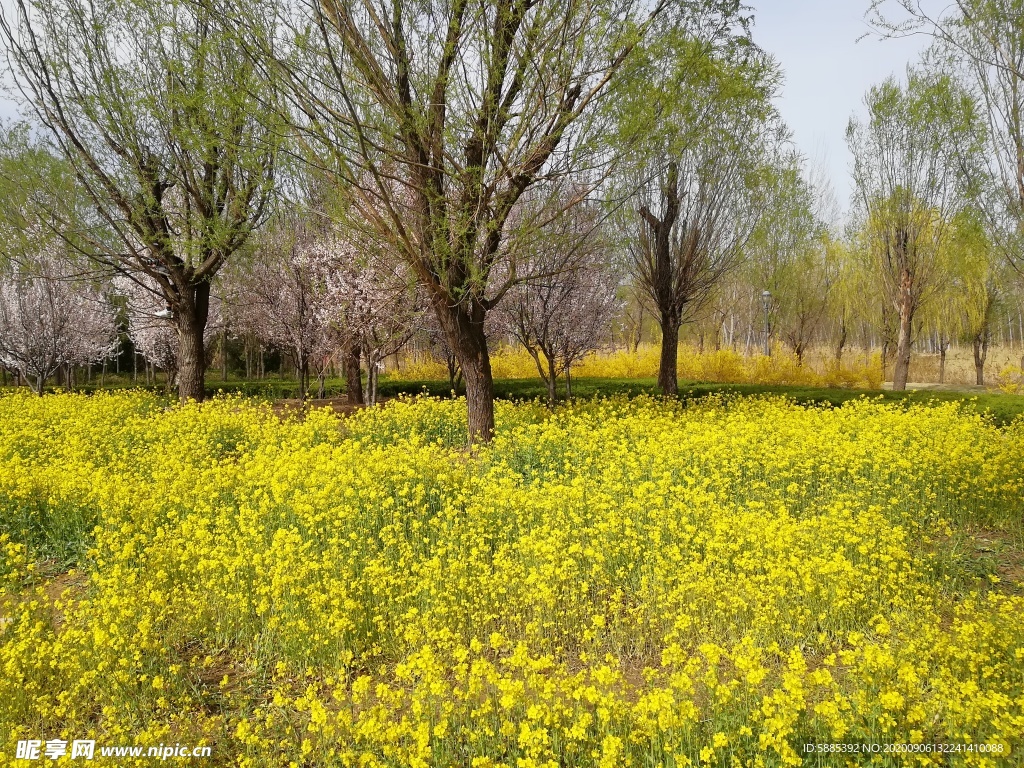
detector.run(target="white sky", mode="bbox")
[750,1,931,214]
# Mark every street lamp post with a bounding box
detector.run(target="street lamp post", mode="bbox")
[761,290,771,356]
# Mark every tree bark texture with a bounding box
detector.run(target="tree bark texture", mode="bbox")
[658,316,680,396]
[175,280,210,403]
[345,344,364,405]
[430,296,494,444]
[891,271,915,392]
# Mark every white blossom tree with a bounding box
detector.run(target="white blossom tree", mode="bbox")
[0,252,117,393]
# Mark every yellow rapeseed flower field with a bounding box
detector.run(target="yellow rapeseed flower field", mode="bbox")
[0,391,1022,766]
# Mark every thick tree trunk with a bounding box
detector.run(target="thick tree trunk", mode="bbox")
[431,297,494,444]
[461,347,494,443]
[345,344,364,405]
[175,281,210,404]
[892,297,914,392]
[658,315,680,396]
[939,341,947,384]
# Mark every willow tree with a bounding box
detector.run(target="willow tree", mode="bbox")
[745,153,834,364]
[847,70,982,390]
[868,0,1024,273]
[248,0,752,442]
[617,23,779,395]
[1,0,281,403]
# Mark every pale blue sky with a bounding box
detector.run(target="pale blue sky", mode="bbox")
[750,1,930,215]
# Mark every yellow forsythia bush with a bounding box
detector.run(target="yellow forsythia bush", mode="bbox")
[0,391,1022,766]
[391,345,884,389]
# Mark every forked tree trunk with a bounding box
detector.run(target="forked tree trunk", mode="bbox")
[658,315,680,396]
[835,322,847,362]
[639,162,683,398]
[175,280,210,404]
[525,346,553,406]
[794,342,805,365]
[364,357,382,406]
[345,344,364,405]
[445,354,461,393]
[973,334,988,385]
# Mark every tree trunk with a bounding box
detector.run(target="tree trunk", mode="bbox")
[658,315,680,396]
[297,353,309,403]
[939,340,947,384]
[345,344,364,405]
[835,322,847,362]
[431,297,494,444]
[640,162,682,399]
[221,328,228,381]
[364,358,380,406]
[446,355,460,393]
[892,296,914,392]
[175,280,210,403]
[547,354,557,407]
[973,334,988,386]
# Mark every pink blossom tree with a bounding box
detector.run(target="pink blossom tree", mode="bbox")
[494,201,621,404]
[0,252,117,394]
[325,248,421,406]
[221,217,337,402]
